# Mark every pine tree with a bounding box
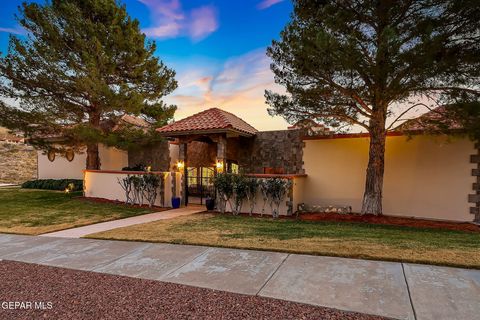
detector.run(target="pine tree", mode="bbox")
[0,0,177,169]
[266,0,480,214]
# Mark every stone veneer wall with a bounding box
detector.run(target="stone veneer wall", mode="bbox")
[469,141,480,222]
[0,141,37,184]
[128,140,170,171]
[239,130,305,174]
[187,141,217,167]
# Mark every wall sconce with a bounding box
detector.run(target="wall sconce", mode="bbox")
[176,161,184,171]
[216,160,224,171]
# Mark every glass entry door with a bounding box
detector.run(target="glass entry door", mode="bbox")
[186,167,215,205]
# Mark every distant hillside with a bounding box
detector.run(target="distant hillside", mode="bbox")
[0,127,24,142]
[0,127,10,139]
[0,127,37,184]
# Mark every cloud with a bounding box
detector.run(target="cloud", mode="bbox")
[188,6,218,41]
[165,48,289,130]
[0,26,25,35]
[257,0,284,10]
[139,0,218,41]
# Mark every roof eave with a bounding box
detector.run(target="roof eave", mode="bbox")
[157,127,256,138]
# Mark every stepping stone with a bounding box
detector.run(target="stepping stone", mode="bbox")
[162,247,288,295]
[404,263,480,320]
[259,254,414,320]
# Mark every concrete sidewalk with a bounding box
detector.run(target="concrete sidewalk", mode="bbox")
[40,206,204,238]
[0,233,478,320]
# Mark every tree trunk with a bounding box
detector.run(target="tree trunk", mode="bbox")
[361,111,387,215]
[86,111,101,170]
[86,143,100,170]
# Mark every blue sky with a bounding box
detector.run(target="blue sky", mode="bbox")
[0,0,293,130]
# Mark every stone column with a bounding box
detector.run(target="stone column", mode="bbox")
[179,143,188,206]
[216,135,227,173]
[469,142,480,222]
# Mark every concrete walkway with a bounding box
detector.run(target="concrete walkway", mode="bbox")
[0,234,479,320]
[41,206,204,238]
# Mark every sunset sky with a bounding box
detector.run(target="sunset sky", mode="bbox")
[0,0,294,130]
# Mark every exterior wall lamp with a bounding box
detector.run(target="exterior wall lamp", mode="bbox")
[216,160,224,172]
[176,161,184,171]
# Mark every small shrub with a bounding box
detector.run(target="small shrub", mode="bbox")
[213,173,235,213]
[22,179,83,191]
[264,178,291,219]
[117,173,163,207]
[245,178,259,216]
[231,174,249,215]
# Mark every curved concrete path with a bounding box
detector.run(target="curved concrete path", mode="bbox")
[40,206,204,238]
[1,233,479,320]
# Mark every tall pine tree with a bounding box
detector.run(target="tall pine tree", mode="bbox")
[0,0,177,169]
[266,0,480,214]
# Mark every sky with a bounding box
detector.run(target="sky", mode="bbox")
[0,0,293,130]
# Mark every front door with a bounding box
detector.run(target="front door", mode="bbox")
[186,167,215,205]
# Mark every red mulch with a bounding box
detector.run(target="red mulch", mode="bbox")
[0,260,384,320]
[75,196,166,211]
[299,212,480,233]
[211,211,480,233]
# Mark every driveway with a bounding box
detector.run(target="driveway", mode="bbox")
[0,233,478,320]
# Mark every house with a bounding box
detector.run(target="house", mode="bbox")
[38,107,480,223]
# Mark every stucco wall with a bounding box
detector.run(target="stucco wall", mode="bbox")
[221,177,304,216]
[84,170,177,207]
[302,135,476,222]
[38,145,128,180]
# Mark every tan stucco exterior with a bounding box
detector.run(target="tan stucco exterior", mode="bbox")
[84,170,177,207]
[38,144,128,180]
[302,135,476,222]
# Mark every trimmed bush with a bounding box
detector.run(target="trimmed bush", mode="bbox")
[22,179,83,191]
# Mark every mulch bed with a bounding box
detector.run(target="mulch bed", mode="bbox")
[75,196,166,211]
[211,210,480,233]
[299,212,480,233]
[0,260,384,320]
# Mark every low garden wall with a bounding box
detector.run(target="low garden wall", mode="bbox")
[302,135,476,222]
[83,170,182,207]
[218,174,307,217]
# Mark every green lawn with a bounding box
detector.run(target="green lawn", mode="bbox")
[0,187,155,235]
[89,213,480,269]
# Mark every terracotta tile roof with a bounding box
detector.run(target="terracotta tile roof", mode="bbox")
[119,114,151,128]
[156,108,258,136]
[394,106,463,132]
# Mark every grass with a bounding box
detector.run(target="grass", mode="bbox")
[0,187,155,235]
[88,213,480,269]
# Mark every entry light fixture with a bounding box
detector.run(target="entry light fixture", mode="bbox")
[176,161,184,171]
[216,160,224,170]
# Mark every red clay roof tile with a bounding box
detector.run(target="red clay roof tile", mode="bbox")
[156,108,258,136]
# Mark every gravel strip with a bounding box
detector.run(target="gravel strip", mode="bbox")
[0,260,386,320]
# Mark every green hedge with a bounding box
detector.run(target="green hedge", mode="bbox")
[22,179,83,191]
